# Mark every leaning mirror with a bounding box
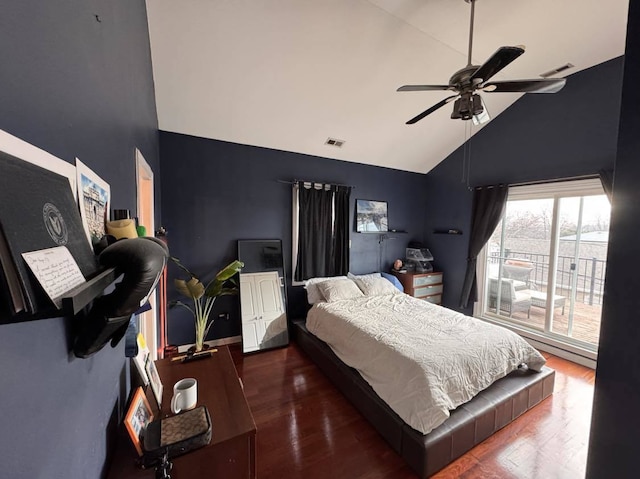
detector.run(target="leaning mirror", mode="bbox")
[237,239,289,353]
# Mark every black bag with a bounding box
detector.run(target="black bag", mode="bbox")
[141,406,212,468]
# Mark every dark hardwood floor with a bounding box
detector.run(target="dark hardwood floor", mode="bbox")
[230,343,594,479]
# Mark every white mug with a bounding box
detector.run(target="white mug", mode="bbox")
[171,378,198,414]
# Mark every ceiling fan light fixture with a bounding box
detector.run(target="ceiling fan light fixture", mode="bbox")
[451,93,483,120]
[450,97,464,120]
[471,94,483,116]
[472,98,491,125]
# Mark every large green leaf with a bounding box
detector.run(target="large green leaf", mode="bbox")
[171,256,196,278]
[204,260,244,298]
[215,260,244,282]
[175,277,205,299]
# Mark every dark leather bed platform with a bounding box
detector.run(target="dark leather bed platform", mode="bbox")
[292,319,555,478]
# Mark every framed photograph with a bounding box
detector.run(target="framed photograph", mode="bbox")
[132,333,150,386]
[356,199,388,232]
[75,157,110,245]
[124,387,154,456]
[145,357,163,409]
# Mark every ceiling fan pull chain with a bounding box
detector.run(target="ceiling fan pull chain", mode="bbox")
[466,122,473,190]
[461,121,472,187]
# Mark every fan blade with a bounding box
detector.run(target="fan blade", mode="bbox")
[406,95,459,125]
[397,85,453,92]
[470,46,525,83]
[483,78,566,93]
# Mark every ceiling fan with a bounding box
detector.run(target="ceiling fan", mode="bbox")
[397,0,566,125]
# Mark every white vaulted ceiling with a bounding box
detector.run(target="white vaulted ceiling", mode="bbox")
[145,0,629,174]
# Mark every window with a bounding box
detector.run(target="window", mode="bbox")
[476,179,609,354]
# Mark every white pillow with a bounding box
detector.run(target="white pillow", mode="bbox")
[316,278,364,302]
[353,275,400,296]
[347,272,381,281]
[304,276,348,304]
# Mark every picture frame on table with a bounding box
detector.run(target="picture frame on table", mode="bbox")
[145,357,163,409]
[124,387,154,456]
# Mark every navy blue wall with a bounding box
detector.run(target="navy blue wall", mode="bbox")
[0,2,158,478]
[423,57,624,314]
[159,133,427,345]
[588,4,640,476]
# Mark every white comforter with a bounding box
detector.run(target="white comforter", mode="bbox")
[306,293,546,435]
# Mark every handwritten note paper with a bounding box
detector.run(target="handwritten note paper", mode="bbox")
[22,246,86,309]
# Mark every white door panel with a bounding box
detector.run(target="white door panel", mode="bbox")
[240,271,285,350]
[242,320,261,352]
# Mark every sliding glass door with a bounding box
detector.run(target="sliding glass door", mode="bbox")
[479,179,610,351]
[550,196,609,344]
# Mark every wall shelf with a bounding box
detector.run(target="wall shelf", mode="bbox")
[1,267,119,324]
[61,267,118,316]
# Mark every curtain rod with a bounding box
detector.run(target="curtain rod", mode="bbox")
[277,179,356,189]
[472,173,600,190]
[508,173,600,188]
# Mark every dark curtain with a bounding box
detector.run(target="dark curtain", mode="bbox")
[333,186,351,275]
[599,168,614,203]
[294,183,334,281]
[460,185,509,308]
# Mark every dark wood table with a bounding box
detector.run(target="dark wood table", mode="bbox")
[108,345,257,478]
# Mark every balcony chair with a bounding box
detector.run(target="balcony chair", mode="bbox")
[502,260,535,291]
[488,278,532,317]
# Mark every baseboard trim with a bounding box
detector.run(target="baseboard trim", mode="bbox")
[525,338,597,369]
[477,315,597,369]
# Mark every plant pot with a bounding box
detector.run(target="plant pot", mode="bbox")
[187,343,212,354]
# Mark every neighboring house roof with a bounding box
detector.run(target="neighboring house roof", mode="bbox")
[560,231,609,243]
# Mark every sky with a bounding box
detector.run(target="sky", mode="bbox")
[507,194,610,229]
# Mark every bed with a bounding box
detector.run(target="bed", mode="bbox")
[295,277,555,478]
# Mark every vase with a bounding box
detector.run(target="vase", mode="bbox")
[188,343,212,354]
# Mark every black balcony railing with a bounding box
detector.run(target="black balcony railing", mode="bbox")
[488,251,607,306]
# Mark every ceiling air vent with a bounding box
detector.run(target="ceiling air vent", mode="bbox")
[540,63,575,78]
[325,137,345,148]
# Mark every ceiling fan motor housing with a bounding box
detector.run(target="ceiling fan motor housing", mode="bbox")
[451,93,483,120]
[449,65,481,90]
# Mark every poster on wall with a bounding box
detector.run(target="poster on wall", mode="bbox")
[75,158,110,246]
[356,199,388,232]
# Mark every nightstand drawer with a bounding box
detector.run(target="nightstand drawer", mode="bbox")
[391,271,444,304]
[423,294,442,304]
[413,273,443,287]
[414,284,443,297]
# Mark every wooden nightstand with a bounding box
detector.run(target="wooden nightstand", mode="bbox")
[392,271,443,304]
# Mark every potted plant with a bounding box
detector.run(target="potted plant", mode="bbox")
[171,257,244,352]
